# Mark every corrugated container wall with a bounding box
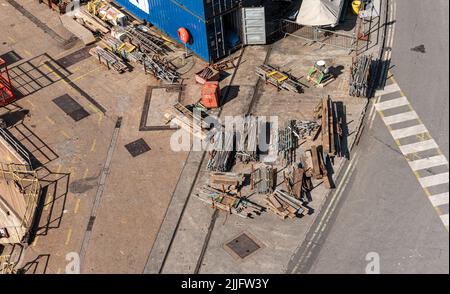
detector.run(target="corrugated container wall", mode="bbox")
[115,0,241,62]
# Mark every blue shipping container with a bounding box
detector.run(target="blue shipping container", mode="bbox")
[115,0,242,62]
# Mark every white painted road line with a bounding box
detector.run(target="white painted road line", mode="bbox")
[399,139,438,155]
[391,124,428,139]
[383,111,418,125]
[440,214,449,227]
[374,96,409,111]
[376,83,401,96]
[429,192,449,207]
[408,155,448,171]
[418,172,449,188]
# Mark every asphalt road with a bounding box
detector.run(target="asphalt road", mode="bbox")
[289,0,449,274]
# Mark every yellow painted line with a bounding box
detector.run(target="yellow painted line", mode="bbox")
[27,100,35,107]
[56,164,62,174]
[74,198,81,214]
[90,138,96,152]
[24,50,32,57]
[65,229,72,246]
[56,268,61,274]
[46,116,56,125]
[87,103,101,115]
[31,236,39,247]
[61,130,71,139]
[8,36,15,43]
[83,168,89,178]
[72,67,100,82]
[98,114,104,126]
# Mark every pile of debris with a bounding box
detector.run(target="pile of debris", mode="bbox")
[349,54,372,97]
[235,117,259,163]
[195,172,264,219]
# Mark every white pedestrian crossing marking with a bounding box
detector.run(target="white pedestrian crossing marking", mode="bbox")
[382,111,418,125]
[374,96,409,111]
[429,193,449,207]
[391,124,428,139]
[398,139,438,155]
[408,155,448,171]
[376,80,449,231]
[375,83,401,96]
[418,172,449,188]
[440,214,449,227]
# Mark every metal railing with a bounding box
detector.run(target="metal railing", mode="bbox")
[281,19,357,52]
[0,128,32,170]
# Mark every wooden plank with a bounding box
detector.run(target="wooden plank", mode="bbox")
[310,145,322,179]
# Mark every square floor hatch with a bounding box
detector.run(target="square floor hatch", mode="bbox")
[224,233,261,259]
[125,138,151,157]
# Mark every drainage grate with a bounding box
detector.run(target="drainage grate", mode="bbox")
[53,94,90,121]
[224,233,261,259]
[125,138,151,157]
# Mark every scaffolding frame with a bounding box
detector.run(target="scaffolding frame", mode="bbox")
[0,163,40,242]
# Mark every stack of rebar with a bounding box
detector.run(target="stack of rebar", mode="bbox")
[125,26,167,55]
[278,120,299,165]
[349,54,372,97]
[143,54,180,84]
[236,117,258,163]
[207,130,235,172]
[89,46,128,73]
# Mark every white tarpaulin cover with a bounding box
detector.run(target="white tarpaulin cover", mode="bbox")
[295,0,344,27]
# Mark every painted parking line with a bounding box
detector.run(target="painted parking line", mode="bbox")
[374,96,409,111]
[382,110,418,125]
[391,124,428,139]
[429,193,449,207]
[375,78,449,231]
[408,155,448,171]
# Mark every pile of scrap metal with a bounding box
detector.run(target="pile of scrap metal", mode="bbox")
[278,120,300,165]
[235,116,259,163]
[207,130,235,172]
[69,3,110,35]
[212,56,239,71]
[164,103,209,140]
[256,64,303,93]
[349,54,372,97]
[143,55,181,85]
[86,0,128,27]
[195,172,264,218]
[125,26,168,56]
[195,66,220,84]
[89,46,128,73]
[295,120,321,141]
[264,189,305,220]
[251,164,276,194]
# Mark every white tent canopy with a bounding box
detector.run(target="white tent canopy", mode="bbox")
[295,0,345,27]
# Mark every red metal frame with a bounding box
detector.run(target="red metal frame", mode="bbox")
[0,57,16,107]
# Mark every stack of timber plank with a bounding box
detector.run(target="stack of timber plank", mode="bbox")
[209,172,244,192]
[264,189,305,220]
[321,96,335,156]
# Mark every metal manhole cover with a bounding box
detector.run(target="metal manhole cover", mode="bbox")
[125,138,151,157]
[225,233,261,259]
